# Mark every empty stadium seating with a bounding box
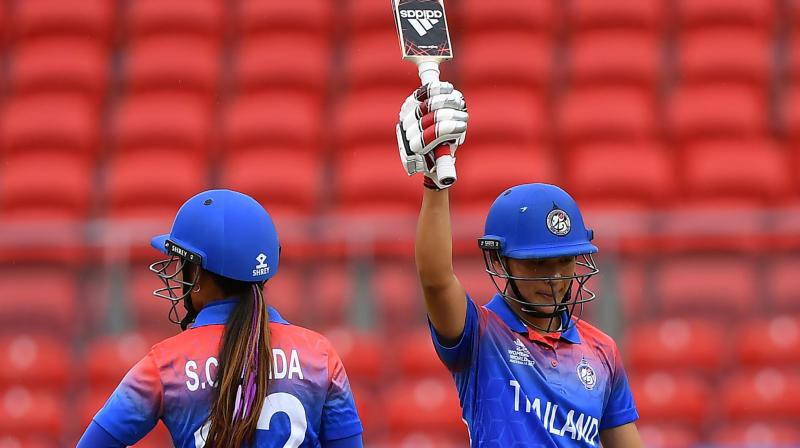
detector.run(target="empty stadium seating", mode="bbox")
[14,0,116,42]
[569,0,665,31]
[568,31,661,89]
[127,0,225,39]
[10,37,109,102]
[629,371,710,430]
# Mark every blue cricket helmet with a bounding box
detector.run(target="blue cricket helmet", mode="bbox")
[151,189,280,282]
[478,183,600,333]
[480,183,598,259]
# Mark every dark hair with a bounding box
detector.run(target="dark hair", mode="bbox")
[205,272,272,446]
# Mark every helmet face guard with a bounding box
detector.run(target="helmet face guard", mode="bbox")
[481,242,599,333]
[149,239,203,330]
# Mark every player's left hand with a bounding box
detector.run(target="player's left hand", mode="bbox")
[396,81,468,189]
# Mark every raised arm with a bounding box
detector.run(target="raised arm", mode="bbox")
[416,188,467,343]
[395,81,469,343]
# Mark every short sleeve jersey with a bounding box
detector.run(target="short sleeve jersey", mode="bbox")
[431,294,638,447]
[93,300,363,447]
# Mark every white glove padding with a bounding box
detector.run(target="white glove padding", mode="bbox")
[396,82,468,189]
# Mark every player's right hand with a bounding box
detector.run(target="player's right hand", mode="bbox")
[396,81,468,189]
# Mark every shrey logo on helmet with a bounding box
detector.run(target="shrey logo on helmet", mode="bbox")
[252,253,270,277]
[546,206,571,236]
[577,359,597,390]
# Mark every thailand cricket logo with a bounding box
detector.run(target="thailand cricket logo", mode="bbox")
[576,359,597,390]
[546,206,571,236]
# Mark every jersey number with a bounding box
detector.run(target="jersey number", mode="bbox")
[194,392,308,448]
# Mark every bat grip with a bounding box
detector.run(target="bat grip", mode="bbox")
[418,61,456,186]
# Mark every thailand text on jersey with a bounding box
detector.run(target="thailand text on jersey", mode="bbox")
[92,299,363,447]
[431,294,638,447]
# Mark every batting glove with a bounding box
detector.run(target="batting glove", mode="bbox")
[396,81,468,190]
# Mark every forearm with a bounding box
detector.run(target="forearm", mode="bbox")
[415,188,455,291]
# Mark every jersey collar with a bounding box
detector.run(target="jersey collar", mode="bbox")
[485,294,581,344]
[191,298,290,328]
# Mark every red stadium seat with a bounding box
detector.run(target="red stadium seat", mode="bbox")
[568,31,660,88]
[126,269,181,336]
[462,0,555,33]
[335,90,406,147]
[310,264,354,326]
[627,318,725,374]
[234,34,330,95]
[711,422,800,446]
[678,30,771,86]
[104,151,207,219]
[372,262,421,329]
[654,256,757,315]
[0,152,92,219]
[0,267,78,334]
[682,139,791,204]
[322,328,382,384]
[451,145,557,214]
[558,88,655,144]
[668,85,766,142]
[566,141,674,205]
[617,261,647,319]
[736,315,800,367]
[676,0,775,30]
[263,262,304,324]
[789,32,800,82]
[637,424,698,448]
[769,257,800,311]
[113,93,212,156]
[569,0,665,31]
[125,36,220,97]
[0,94,98,157]
[220,149,322,216]
[453,256,497,306]
[0,334,71,389]
[721,369,800,420]
[460,33,552,92]
[0,436,59,448]
[128,0,224,38]
[10,38,108,101]
[346,0,398,36]
[343,33,420,90]
[0,387,64,438]
[465,89,547,145]
[332,146,421,222]
[14,0,115,42]
[658,200,770,252]
[395,328,449,379]
[783,85,800,142]
[223,93,321,153]
[383,377,463,434]
[629,371,710,429]
[85,333,158,386]
[239,0,332,36]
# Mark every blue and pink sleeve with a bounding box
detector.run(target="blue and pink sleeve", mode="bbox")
[91,351,164,445]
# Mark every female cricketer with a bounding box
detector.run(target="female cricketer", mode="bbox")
[396,82,643,447]
[77,189,363,447]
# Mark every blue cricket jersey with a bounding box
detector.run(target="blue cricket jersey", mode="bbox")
[90,300,363,447]
[431,294,639,447]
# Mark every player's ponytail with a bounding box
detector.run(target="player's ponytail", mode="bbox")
[206,274,272,447]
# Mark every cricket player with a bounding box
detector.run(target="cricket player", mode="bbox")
[396,82,643,447]
[77,190,363,447]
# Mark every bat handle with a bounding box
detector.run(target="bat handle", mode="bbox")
[418,61,457,186]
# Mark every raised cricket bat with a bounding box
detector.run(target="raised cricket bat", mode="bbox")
[392,0,456,186]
